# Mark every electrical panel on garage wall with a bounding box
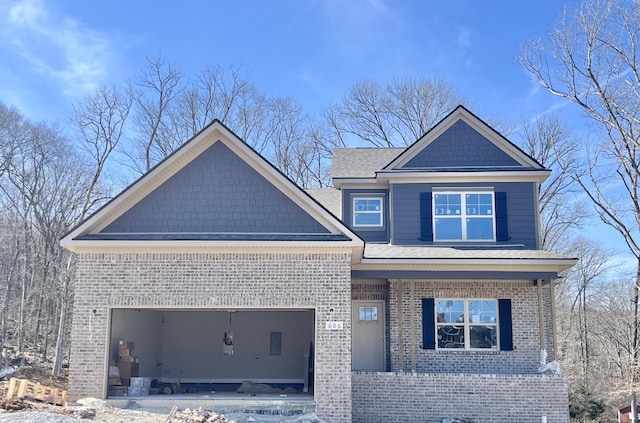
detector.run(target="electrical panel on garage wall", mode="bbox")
[270,331,282,356]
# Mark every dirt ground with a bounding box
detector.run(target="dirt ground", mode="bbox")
[0,398,321,422]
[0,398,175,422]
[0,364,321,422]
[0,364,233,422]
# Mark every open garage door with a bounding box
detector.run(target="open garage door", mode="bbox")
[107,309,315,396]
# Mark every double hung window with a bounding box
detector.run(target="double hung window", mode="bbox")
[433,191,495,241]
[436,299,498,350]
[353,197,383,227]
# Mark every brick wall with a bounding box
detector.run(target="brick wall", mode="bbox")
[352,371,569,423]
[69,251,352,423]
[389,280,545,374]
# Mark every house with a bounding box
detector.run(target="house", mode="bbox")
[60,105,576,423]
[619,405,640,423]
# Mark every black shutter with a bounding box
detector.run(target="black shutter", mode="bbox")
[422,298,435,349]
[498,298,513,351]
[495,192,509,241]
[420,192,433,241]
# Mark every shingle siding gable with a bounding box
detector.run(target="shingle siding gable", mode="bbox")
[103,142,329,234]
[401,120,521,168]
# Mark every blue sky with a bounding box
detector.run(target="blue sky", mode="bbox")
[1,0,632,265]
[0,0,580,124]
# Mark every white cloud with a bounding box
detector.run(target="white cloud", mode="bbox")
[317,0,391,23]
[314,0,400,53]
[457,27,471,49]
[7,0,47,25]
[0,0,119,99]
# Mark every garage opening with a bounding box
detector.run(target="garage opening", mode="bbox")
[107,309,315,398]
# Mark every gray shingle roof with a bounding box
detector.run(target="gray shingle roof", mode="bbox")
[363,243,574,260]
[332,148,405,178]
[306,188,342,218]
[75,233,351,241]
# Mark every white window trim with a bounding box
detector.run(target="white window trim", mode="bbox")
[352,196,384,228]
[435,298,499,351]
[432,190,496,242]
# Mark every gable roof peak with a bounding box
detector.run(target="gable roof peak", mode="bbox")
[382,105,546,171]
[61,117,363,251]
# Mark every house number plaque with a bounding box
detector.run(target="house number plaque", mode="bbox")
[325,321,344,330]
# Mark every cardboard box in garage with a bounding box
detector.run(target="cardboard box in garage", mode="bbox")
[117,361,139,379]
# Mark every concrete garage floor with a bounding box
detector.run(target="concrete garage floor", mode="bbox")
[107,393,316,420]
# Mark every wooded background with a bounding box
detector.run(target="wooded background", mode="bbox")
[0,0,638,421]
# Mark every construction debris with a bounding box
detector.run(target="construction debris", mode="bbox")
[168,407,236,423]
[0,397,31,411]
[74,406,97,419]
[5,377,68,406]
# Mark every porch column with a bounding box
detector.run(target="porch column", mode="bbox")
[549,278,558,360]
[397,281,404,371]
[537,279,546,351]
[410,280,416,373]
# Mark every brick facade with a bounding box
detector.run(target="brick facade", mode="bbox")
[352,371,569,423]
[389,280,546,374]
[348,280,568,422]
[69,251,353,423]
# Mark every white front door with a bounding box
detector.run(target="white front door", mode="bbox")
[351,301,385,371]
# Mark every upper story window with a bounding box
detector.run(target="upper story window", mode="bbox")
[436,299,498,350]
[353,197,383,227]
[433,192,495,241]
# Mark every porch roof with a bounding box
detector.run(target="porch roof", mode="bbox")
[363,243,572,260]
[352,243,577,280]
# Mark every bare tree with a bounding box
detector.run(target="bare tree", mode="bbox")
[516,114,589,251]
[558,239,616,385]
[554,238,617,420]
[0,104,21,177]
[71,84,131,216]
[0,101,112,375]
[123,58,328,186]
[324,78,465,148]
[128,55,184,173]
[520,0,640,417]
[261,97,332,187]
[592,277,640,397]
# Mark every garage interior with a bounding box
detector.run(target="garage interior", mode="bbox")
[107,309,315,398]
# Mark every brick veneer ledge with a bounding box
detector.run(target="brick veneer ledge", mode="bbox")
[352,371,569,423]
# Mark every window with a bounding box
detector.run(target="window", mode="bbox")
[435,299,498,350]
[433,192,495,241]
[353,197,383,227]
[359,306,378,321]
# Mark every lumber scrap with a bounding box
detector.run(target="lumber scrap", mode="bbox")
[5,377,68,406]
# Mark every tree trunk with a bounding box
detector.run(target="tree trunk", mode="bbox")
[17,253,26,354]
[51,274,67,376]
[0,245,19,368]
[582,287,589,388]
[632,259,640,423]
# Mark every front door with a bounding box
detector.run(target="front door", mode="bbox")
[351,301,385,371]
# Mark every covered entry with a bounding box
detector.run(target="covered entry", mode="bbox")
[352,301,386,371]
[108,309,315,395]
